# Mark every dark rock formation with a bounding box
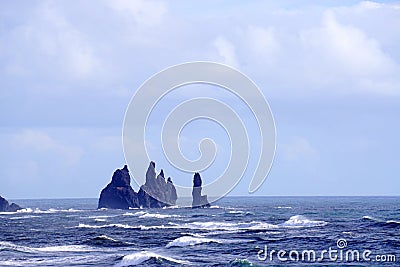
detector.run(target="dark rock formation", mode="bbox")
[98,162,178,209]
[0,195,22,212]
[138,162,177,208]
[192,173,210,208]
[98,165,139,209]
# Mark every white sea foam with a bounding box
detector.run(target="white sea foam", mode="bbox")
[76,223,137,229]
[139,213,180,219]
[8,215,40,220]
[228,210,243,214]
[136,221,273,233]
[93,235,120,243]
[181,221,278,231]
[276,206,292,209]
[115,251,190,266]
[280,215,327,228]
[386,220,400,224]
[162,205,179,209]
[0,241,95,253]
[228,210,255,216]
[122,211,180,219]
[87,215,115,219]
[76,223,171,230]
[122,211,146,216]
[165,235,254,248]
[138,224,170,230]
[166,236,221,248]
[34,245,94,252]
[1,208,83,215]
[76,215,325,232]
[0,208,33,215]
[0,255,110,266]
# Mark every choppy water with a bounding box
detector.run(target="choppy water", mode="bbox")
[0,197,399,266]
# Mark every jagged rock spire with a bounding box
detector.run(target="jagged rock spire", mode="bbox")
[192,173,210,208]
[138,162,177,208]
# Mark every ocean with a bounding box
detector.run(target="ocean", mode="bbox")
[0,197,399,266]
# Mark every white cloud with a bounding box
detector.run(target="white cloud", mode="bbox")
[2,1,100,80]
[36,2,100,78]
[358,1,384,9]
[106,0,167,27]
[213,36,239,68]
[244,25,280,60]
[302,11,396,76]
[300,6,400,94]
[13,129,83,165]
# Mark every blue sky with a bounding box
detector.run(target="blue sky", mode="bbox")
[1,0,399,199]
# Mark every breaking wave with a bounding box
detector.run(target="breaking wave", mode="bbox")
[0,241,95,253]
[122,211,180,219]
[76,223,137,229]
[228,210,255,216]
[362,215,381,222]
[176,221,277,231]
[166,236,221,248]
[363,216,400,227]
[386,220,400,225]
[166,235,255,248]
[0,208,83,215]
[115,251,190,266]
[280,215,328,228]
[83,235,131,247]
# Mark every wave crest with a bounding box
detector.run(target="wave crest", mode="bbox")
[166,236,221,248]
[0,241,94,253]
[83,235,130,247]
[280,215,327,228]
[115,251,190,266]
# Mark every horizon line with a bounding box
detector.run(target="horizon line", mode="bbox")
[8,195,400,200]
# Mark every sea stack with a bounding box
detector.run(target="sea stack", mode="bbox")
[138,161,178,208]
[192,173,210,208]
[98,165,139,209]
[0,195,22,212]
[98,162,178,209]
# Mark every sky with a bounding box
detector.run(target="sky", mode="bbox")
[1,0,399,199]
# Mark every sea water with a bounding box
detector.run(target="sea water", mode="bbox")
[0,197,399,266]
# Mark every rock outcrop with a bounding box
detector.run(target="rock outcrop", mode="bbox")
[191,173,210,208]
[98,162,177,209]
[98,165,139,209]
[0,195,22,212]
[138,162,178,208]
